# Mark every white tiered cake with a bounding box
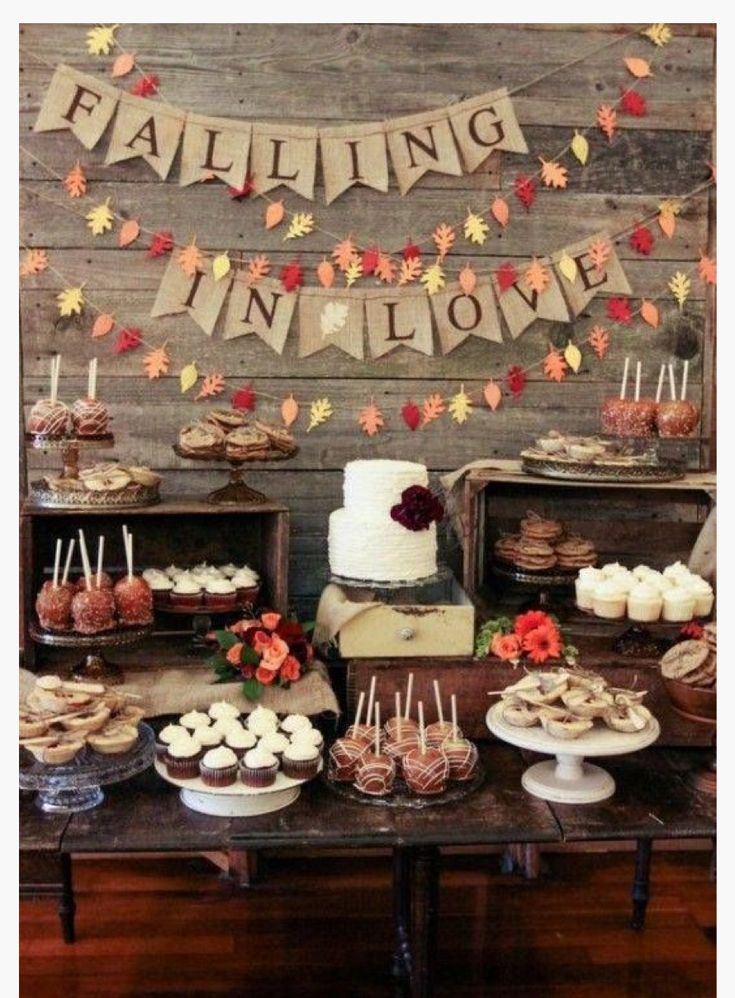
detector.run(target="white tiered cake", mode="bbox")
[328,460,439,583]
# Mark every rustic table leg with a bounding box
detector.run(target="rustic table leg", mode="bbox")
[409,846,440,998]
[392,847,412,980]
[59,853,76,944]
[631,838,652,930]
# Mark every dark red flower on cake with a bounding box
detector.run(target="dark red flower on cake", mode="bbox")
[390,485,445,532]
[514,610,554,639]
[522,624,562,664]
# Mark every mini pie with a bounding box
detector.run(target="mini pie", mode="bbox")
[87,723,139,755]
[494,534,521,564]
[22,735,86,765]
[19,710,49,739]
[84,468,132,492]
[127,466,161,487]
[519,513,564,543]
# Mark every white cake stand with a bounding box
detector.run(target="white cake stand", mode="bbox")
[486,701,660,804]
[154,758,321,816]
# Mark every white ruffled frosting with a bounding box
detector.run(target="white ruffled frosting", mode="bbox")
[212,718,244,737]
[663,589,696,608]
[180,710,211,729]
[683,576,713,596]
[608,572,635,594]
[192,726,223,747]
[280,714,311,733]
[219,563,238,578]
[243,746,278,769]
[232,567,260,588]
[167,738,201,759]
[577,566,602,585]
[259,732,290,754]
[629,582,661,602]
[148,575,173,592]
[225,728,258,750]
[290,728,324,748]
[164,564,182,579]
[143,568,167,584]
[173,576,202,595]
[663,561,691,580]
[208,701,241,721]
[283,742,319,762]
[201,746,238,769]
[205,578,236,595]
[246,705,279,736]
[601,562,625,578]
[594,580,627,599]
[158,723,189,744]
[632,564,652,580]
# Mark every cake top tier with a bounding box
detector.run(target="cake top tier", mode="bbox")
[343,459,430,515]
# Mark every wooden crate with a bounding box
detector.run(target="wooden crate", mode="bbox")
[20,497,289,670]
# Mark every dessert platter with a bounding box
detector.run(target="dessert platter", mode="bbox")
[486,666,660,803]
[144,561,261,613]
[153,702,324,816]
[174,409,298,504]
[325,677,483,809]
[19,674,153,812]
[575,560,714,625]
[492,511,597,587]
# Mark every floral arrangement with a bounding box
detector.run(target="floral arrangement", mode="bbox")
[474,609,577,666]
[207,611,315,700]
[390,485,445,532]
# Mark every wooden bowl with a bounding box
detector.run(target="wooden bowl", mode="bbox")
[662,676,716,722]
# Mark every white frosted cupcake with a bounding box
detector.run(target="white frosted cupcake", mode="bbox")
[662,588,696,622]
[601,562,626,578]
[609,571,635,595]
[143,568,167,585]
[203,578,237,610]
[149,574,174,607]
[281,742,320,780]
[155,723,189,759]
[224,727,258,758]
[290,727,324,750]
[165,737,204,779]
[663,561,691,583]
[171,575,203,609]
[592,580,627,619]
[212,717,245,738]
[199,746,239,787]
[179,709,211,731]
[208,701,241,722]
[192,726,224,748]
[246,705,279,736]
[280,714,311,734]
[259,731,290,758]
[627,582,663,622]
[684,577,714,617]
[219,563,238,578]
[233,567,260,604]
[632,564,652,581]
[240,746,279,787]
[575,567,602,610]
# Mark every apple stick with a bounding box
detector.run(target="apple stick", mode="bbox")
[404,672,414,720]
[96,536,104,589]
[619,356,630,400]
[451,694,458,742]
[50,354,60,403]
[88,358,97,400]
[52,538,62,589]
[395,691,402,741]
[366,675,377,728]
[634,361,641,402]
[77,529,92,591]
[433,679,444,725]
[655,363,666,404]
[126,531,134,581]
[122,525,133,580]
[61,538,75,586]
[418,701,427,755]
[374,703,380,755]
[668,363,676,401]
[353,691,365,732]
[681,360,689,401]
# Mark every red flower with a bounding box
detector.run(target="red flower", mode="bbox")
[261,611,282,631]
[255,666,277,686]
[514,610,553,639]
[522,624,562,665]
[252,630,272,654]
[680,621,704,640]
[226,642,243,666]
[280,655,302,682]
[491,632,522,661]
[390,485,444,532]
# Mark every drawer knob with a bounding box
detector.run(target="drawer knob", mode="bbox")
[398,626,415,641]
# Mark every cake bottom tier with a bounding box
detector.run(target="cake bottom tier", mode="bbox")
[328,509,437,582]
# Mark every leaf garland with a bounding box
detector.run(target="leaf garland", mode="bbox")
[483,381,502,411]
[114,328,141,354]
[421,393,446,426]
[111,52,136,78]
[642,23,672,46]
[374,253,397,284]
[463,211,489,245]
[57,286,84,317]
[143,344,170,380]
[606,297,633,324]
[20,248,48,278]
[640,300,660,328]
[362,248,379,275]
[317,259,335,289]
[196,373,226,400]
[177,239,203,277]
[212,252,231,281]
[285,212,315,240]
[657,200,681,238]
[307,397,334,432]
[624,56,653,79]
[539,158,568,189]
[588,325,610,360]
[63,161,87,198]
[432,223,456,259]
[588,238,612,273]
[620,88,647,117]
[280,261,304,292]
[506,366,527,397]
[420,262,445,295]
[344,258,363,287]
[458,264,477,296]
[544,348,568,383]
[448,385,473,424]
[130,74,159,98]
[85,198,114,236]
[698,253,716,285]
[232,385,256,411]
[92,313,115,338]
[564,341,582,374]
[495,262,518,292]
[148,230,174,258]
[558,252,578,284]
[669,271,691,311]
[629,224,655,256]
[358,400,384,436]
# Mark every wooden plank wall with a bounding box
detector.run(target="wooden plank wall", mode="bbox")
[19,24,716,615]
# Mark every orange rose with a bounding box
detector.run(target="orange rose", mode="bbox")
[260,611,282,631]
[255,666,277,686]
[491,632,522,661]
[252,630,272,654]
[261,634,289,671]
[225,642,244,666]
[280,655,301,682]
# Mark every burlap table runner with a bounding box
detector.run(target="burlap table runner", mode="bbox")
[313,583,380,647]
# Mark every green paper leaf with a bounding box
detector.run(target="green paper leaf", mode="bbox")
[242,678,264,701]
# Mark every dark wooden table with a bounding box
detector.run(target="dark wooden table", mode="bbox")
[20,744,715,997]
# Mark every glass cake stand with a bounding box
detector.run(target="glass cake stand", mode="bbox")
[19,722,155,813]
[29,620,153,684]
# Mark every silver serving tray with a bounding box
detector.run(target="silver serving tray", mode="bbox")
[29,480,160,508]
[521,451,685,483]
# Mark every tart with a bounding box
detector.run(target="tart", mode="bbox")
[205,409,247,432]
[22,735,85,765]
[87,723,139,755]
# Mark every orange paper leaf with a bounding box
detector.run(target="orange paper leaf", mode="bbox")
[63,161,87,198]
[597,104,618,142]
[111,51,136,77]
[397,256,423,286]
[458,264,477,296]
[177,239,203,277]
[118,218,140,248]
[374,253,397,284]
[317,258,335,289]
[483,381,502,411]
[265,201,285,230]
[432,223,456,259]
[19,248,48,277]
[588,238,612,273]
[143,344,170,380]
[544,348,568,383]
[358,400,385,437]
[332,236,359,272]
[640,299,660,328]
[539,158,569,189]
[91,313,115,338]
[698,253,716,285]
[658,210,676,239]
[588,325,610,360]
[524,257,550,294]
[490,197,509,227]
[281,394,299,427]
[246,254,270,286]
[421,393,446,427]
[624,56,653,78]
[195,372,226,400]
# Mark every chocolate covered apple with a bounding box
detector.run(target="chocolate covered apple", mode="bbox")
[72,357,110,437]
[27,355,69,438]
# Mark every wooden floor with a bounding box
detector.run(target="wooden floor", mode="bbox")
[20,849,716,997]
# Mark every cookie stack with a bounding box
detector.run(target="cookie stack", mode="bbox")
[178,410,297,461]
[554,537,598,571]
[493,512,597,574]
[660,635,716,689]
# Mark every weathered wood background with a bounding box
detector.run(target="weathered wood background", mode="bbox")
[19,24,716,615]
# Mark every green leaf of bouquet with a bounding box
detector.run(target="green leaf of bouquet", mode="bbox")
[213,629,239,650]
[242,677,264,701]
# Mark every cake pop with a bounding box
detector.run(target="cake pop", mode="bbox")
[354,704,395,796]
[27,355,69,438]
[113,526,153,626]
[402,701,449,796]
[72,359,110,437]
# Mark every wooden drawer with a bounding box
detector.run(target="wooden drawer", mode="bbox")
[339,602,475,657]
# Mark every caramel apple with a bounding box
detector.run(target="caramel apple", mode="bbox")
[71,587,116,635]
[113,576,153,626]
[71,397,110,438]
[27,398,70,438]
[601,398,656,437]
[656,400,700,437]
[75,571,113,592]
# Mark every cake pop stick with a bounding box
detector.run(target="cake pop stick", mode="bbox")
[634,361,641,402]
[77,529,92,591]
[655,363,666,404]
[353,690,365,730]
[61,538,75,586]
[395,691,402,741]
[418,701,427,755]
[96,536,104,589]
[366,675,377,728]
[433,679,444,725]
[681,360,689,401]
[374,703,381,755]
[404,672,414,720]
[668,363,676,401]
[52,538,62,589]
[451,694,458,742]
[619,357,630,400]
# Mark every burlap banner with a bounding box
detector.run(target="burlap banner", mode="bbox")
[251,122,319,201]
[447,88,529,171]
[430,278,503,355]
[150,255,231,336]
[180,112,251,189]
[496,263,571,340]
[552,232,632,316]
[34,65,119,150]
[106,92,186,180]
[223,277,297,354]
[385,107,463,195]
[298,287,365,360]
[364,286,434,358]
[319,122,390,206]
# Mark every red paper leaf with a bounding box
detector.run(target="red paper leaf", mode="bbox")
[362,247,380,276]
[505,366,527,397]
[148,231,174,258]
[114,327,141,354]
[606,297,633,324]
[402,242,422,261]
[231,386,256,411]
[228,176,255,200]
[620,88,647,117]
[495,262,519,293]
[514,175,536,211]
[401,400,421,431]
[279,261,304,292]
[130,73,159,98]
[629,224,655,256]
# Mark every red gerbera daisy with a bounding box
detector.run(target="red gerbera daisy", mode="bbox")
[522,624,562,665]
[514,610,554,639]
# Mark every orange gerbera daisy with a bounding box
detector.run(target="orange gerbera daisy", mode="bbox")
[491,632,522,661]
[514,610,553,639]
[521,624,562,664]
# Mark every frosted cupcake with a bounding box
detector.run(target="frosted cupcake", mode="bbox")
[601,562,626,578]
[281,742,321,781]
[164,564,182,580]
[240,746,279,788]
[232,566,260,605]
[290,727,324,750]
[171,575,203,609]
[609,572,635,595]
[149,574,174,608]
[259,731,290,758]
[212,717,245,738]
[143,568,166,585]
[224,727,258,759]
[192,726,224,749]
[155,723,189,760]
[663,561,691,583]
[632,564,652,581]
[179,709,211,732]
[280,714,311,735]
[246,705,279,737]
[627,582,663,622]
[199,746,239,787]
[219,563,238,578]
[165,737,204,780]
[592,580,627,619]
[684,577,714,617]
[662,588,696,622]
[575,567,603,610]
[208,701,241,723]
[203,578,237,611]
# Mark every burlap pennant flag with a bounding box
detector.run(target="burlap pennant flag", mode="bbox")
[106,92,185,180]
[385,108,463,195]
[364,287,434,358]
[223,276,296,354]
[251,123,318,201]
[430,278,503,355]
[150,255,230,336]
[319,122,389,205]
[179,113,251,188]
[34,65,119,150]
[298,287,365,359]
[447,89,528,172]
[496,262,571,339]
[552,232,633,316]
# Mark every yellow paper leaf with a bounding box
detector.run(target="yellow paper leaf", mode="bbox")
[307,397,333,432]
[281,394,299,427]
[86,24,118,55]
[118,218,140,248]
[285,212,315,240]
[624,56,653,78]
[642,23,672,47]
[63,161,87,198]
[448,385,473,425]
[463,211,489,245]
[459,264,477,296]
[571,131,589,166]
[564,341,582,374]
[85,198,114,236]
[143,344,170,380]
[180,362,198,394]
[669,272,691,311]
[524,258,550,294]
[558,252,578,284]
[92,313,114,338]
[358,400,384,437]
[212,252,231,281]
[640,300,660,328]
[483,381,502,411]
[111,51,136,77]
[57,287,84,317]
[344,258,363,287]
[265,201,285,230]
[177,240,203,277]
[421,262,445,296]
[19,248,48,278]
[490,197,509,227]
[539,158,568,189]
